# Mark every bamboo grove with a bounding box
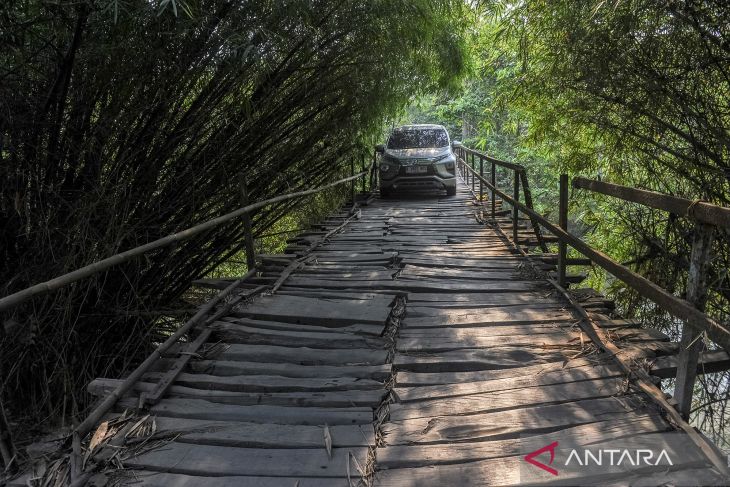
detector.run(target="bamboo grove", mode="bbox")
[0,0,469,435]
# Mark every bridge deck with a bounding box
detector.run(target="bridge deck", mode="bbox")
[84,179,726,486]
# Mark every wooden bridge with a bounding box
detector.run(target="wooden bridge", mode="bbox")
[4,148,730,486]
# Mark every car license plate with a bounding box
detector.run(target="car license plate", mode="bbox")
[406,166,428,174]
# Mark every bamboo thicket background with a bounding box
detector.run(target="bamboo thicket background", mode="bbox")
[0,0,469,440]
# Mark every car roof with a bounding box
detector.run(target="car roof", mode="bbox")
[392,124,447,131]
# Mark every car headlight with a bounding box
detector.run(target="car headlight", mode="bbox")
[434,153,450,162]
[445,161,455,170]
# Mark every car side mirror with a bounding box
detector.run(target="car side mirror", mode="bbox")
[375,144,385,153]
[451,140,463,148]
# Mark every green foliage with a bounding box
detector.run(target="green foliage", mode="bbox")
[406,0,730,447]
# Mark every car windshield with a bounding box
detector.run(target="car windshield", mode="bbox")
[387,129,448,149]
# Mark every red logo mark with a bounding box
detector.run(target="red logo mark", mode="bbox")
[524,441,559,476]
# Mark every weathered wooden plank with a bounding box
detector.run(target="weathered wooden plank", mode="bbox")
[146,372,383,392]
[95,379,385,407]
[282,277,541,293]
[394,348,568,372]
[36,472,348,487]
[237,294,394,326]
[215,344,388,365]
[378,415,669,468]
[148,417,375,448]
[395,356,613,386]
[374,433,710,486]
[189,360,391,380]
[389,377,629,420]
[212,321,385,349]
[400,308,574,328]
[394,363,623,402]
[652,350,730,379]
[396,333,579,352]
[381,395,652,445]
[406,292,562,306]
[117,398,373,424]
[221,316,383,336]
[124,442,368,478]
[400,266,522,281]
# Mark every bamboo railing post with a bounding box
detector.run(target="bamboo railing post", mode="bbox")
[350,157,356,204]
[558,174,569,287]
[239,174,256,271]
[674,222,715,419]
[491,160,496,220]
[479,155,484,202]
[512,169,519,245]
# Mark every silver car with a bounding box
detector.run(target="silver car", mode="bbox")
[376,124,459,197]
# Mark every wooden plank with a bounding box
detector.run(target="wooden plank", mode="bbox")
[212,321,385,349]
[189,360,391,380]
[374,432,712,486]
[238,294,395,326]
[116,398,373,424]
[148,417,375,448]
[282,277,541,293]
[388,377,629,420]
[651,350,730,379]
[396,333,579,353]
[214,344,388,365]
[221,316,383,336]
[378,415,669,468]
[400,266,521,281]
[381,395,652,445]
[94,379,385,407]
[112,472,350,486]
[146,372,384,392]
[395,356,613,386]
[124,442,368,478]
[394,363,623,402]
[400,308,573,328]
[394,348,568,372]
[406,293,562,306]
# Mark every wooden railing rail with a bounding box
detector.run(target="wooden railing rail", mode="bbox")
[0,171,370,315]
[456,149,730,420]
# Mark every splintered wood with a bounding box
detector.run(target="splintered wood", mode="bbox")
[71,181,727,487]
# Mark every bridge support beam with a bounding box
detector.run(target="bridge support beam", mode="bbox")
[674,223,714,419]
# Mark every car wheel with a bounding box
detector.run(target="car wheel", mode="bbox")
[380,187,391,198]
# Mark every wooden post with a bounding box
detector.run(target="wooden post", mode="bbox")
[674,223,714,419]
[491,160,496,220]
[471,153,476,194]
[512,169,520,246]
[239,174,256,271]
[350,157,356,204]
[479,156,484,202]
[558,174,569,287]
[361,154,366,193]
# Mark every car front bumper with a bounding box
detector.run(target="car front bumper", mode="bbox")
[380,175,456,192]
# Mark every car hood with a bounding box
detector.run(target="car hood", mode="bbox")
[385,147,451,159]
